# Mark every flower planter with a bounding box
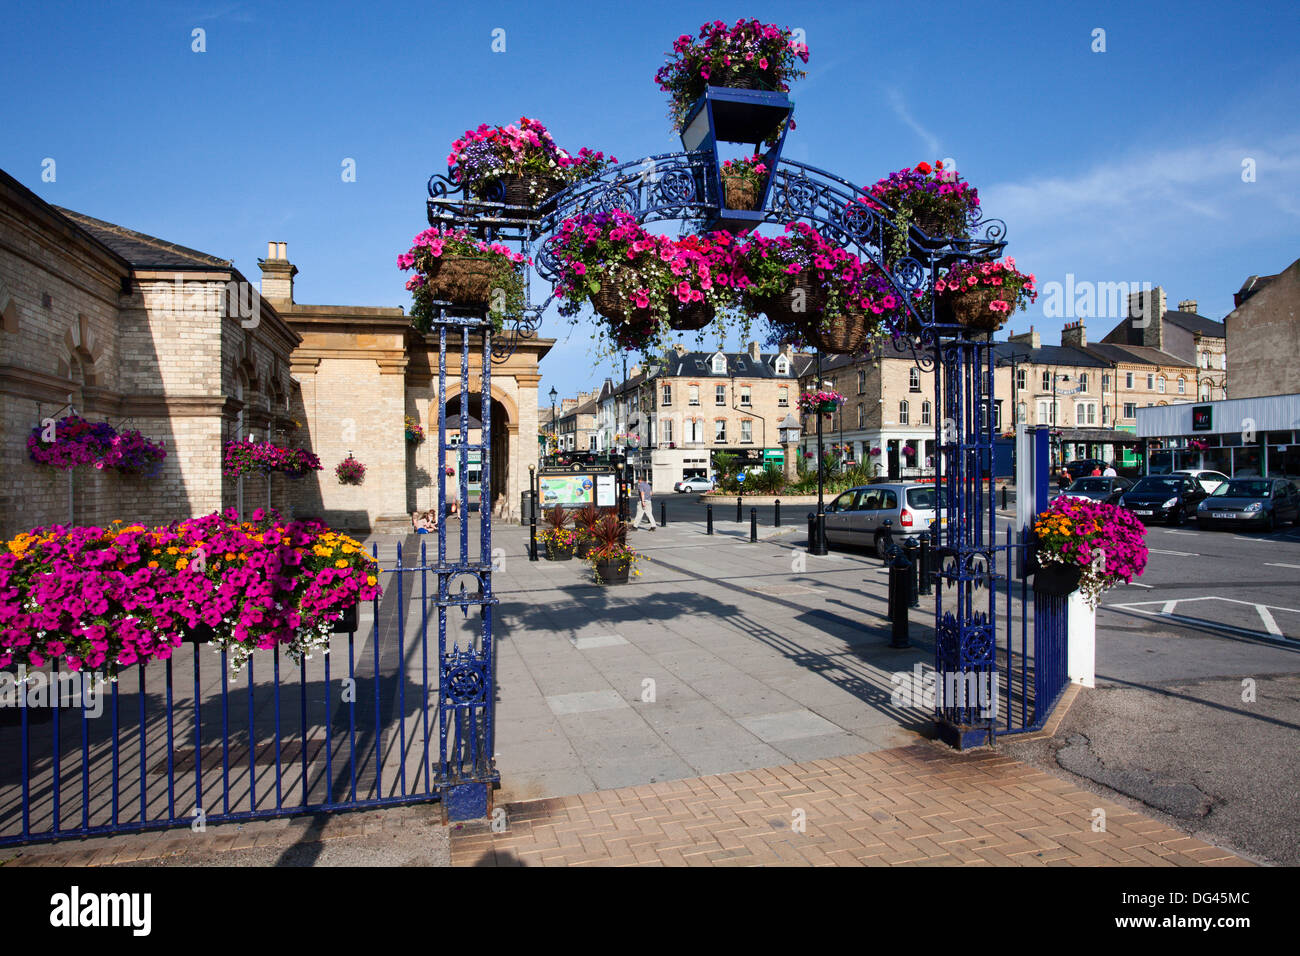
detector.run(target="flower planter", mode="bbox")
[807,308,869,354]
[593,557,631,585]
[332,604,358,634]
[760,276,828,329]
[545,541,575,561]
[667,299,714,331]
[721,172,762,211]
[1031,562,1083,597]
[181,622,216,645]
[485,174,567,218]
[906,208,952,250]
[937,287,1010,333]
[426,256,502,307]
[574,538,593,560]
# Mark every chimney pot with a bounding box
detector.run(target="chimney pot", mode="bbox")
[1178,299,1198,313]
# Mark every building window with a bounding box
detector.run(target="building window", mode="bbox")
[909,368,921,392]
[1042,370,1051,391]
[1102,373,1110,391]
[1075,402,1084,424]
[689,384,699,406]
[1079,373,1088,391]
[1037,400,1050,422]
[1087,403,1096,425]
[741,420,753,443]
[740,385,751,406]
[688,419,702,443]
[1147,374,1155,390]
[1199,385,1210,401]
[774,355,789,375]
[857,370,866,394]
[1177,377,1185,394]
[1016,369,1026,391]
[662,420,672,444]
[1123,402,1137,419]
[661,384,672,406]
[899,400,910,425]
[714,419,726,442]
[715,384,726,406]
[1017,402,1027,424]
[857,403,865,428]
[1157,377,1166,393]
[921,400,932,425]
[711,354,727,374]
[1125,371,1134,389]
[1102,405,1110,425]
[778,386,789,407]
[993,401,1002,430]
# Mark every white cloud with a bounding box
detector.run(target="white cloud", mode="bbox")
[886,89,941,157]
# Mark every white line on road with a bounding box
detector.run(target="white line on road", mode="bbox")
[1106,606,1299,643]
[1125,582,1154,588]
[1161,601,1178,615]
[1148,548,1200,556]
[1265,563,1300,570]
[1256,605,1283,637]
[1163,530,1197,536]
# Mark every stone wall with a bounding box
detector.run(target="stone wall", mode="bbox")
[1225,259,1300,400]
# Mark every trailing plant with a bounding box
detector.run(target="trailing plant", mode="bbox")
[27,415,166,477]
[654,19,809,131]
[856,160,981,262]
[797,390,845,414]
[223,440,321,479]
[935,257,1038,319]
[405,416,426,444]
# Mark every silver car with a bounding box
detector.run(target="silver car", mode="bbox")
[823,482,942,558]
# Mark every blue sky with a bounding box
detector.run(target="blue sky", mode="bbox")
[4,0,1298,400]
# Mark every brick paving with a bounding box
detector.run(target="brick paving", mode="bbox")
[449,741,1252,867]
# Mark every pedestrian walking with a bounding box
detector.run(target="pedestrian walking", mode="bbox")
[632,476,656,531]
[1103,463,1118,477]
[1090,463,1102,477]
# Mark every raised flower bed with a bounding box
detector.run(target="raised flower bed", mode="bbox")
[447,117,615,215]
[397,226,530,332]
[0,509,382,675]
[1030,497,1148,606]
[934,257,1037,333]
[655,19,809,132]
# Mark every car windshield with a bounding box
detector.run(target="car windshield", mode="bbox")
[1070,479,1109,492]
[1132,477,1182,493]
[1211,480,1272,498]
[906,487,936,509]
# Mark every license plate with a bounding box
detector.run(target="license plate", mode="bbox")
[1211,512,1235,519]
[1134,510,1153,516]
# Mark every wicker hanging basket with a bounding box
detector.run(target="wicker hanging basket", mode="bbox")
[807,308,869,355]
[940,285,1010,332]
[721,172,762,211]
[759,276,828,328]
[667,299,714,331]
[425,256,502,307]
[486,174,567,218]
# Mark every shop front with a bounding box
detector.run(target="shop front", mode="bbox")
[1136,394,1300,480]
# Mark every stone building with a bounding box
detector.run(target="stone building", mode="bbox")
[554,390,599,452]
[0,167,551,537]
[1099,287,1226,400]
[1224,257,1300,399]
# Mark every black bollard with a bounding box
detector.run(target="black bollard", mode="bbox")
[807,512,815,549]
[706,503,713,535]
[660,500,667,528]
[736,496,743,522]
[888,548,911,648]
[904,537,920,608]
[879,518,894,565]
[774,498,781,527]
[1001,485,1008,510]
[750,508,758,542]
[917,531,932,595]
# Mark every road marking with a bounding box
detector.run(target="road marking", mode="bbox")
[1256,606,1283,637]
[1148,548,1199,556]
[1265,563,1300,570]
[1124,581,1154,588]
[1162,530,1197,536]
[1160,601,1178,615]
[1106,604,1299,644]
[1112,595,1300,615]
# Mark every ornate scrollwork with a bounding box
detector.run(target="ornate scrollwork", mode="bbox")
[442,649,488,706]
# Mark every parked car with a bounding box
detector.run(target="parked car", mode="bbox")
[1056,476,1132,505]
[823,482,943,558]
[673,475,714,493]
[1118,474,1208,525]
[1172,469,1230,493]
[1197,477,1300,531]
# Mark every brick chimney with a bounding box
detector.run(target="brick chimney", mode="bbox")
[1127,286,1166,350]
[1061,320,1086,349]
[1008,325,1040,350]
[1178,299,1198,314]
[673,343,688,357]
[747,340,761,361]
[259,241,296,304]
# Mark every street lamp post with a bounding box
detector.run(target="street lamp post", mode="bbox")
[548,386,557,462]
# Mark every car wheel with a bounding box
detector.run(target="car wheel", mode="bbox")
[1171,507,1185,526]
[1267,511,1278,533]
[874,532,889,560]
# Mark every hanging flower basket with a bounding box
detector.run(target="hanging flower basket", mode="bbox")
[856,161,981,263]
[404,416,425,445]
[667,298,714,331]
[488,173,568,218]
[398,226,530,333]
[719,155,769,210]
[935,258,1037,334]
[425,255,502,307]
[797,390,845,415]
[447,117,614,209]
[808,308,869,354]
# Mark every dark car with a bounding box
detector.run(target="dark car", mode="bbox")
[1061,459,1108,481]
[1196,477,1300,532]
[1119,474,1207,525]
[1057,476,1132,505]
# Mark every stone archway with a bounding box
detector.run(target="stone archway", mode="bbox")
[439,391,514,514]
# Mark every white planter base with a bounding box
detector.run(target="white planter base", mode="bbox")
[1066,591,1096,688]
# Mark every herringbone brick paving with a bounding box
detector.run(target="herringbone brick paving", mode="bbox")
[449,742,1251,867]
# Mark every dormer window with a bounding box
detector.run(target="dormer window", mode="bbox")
[711,353,727,374]
[774,355,789,375]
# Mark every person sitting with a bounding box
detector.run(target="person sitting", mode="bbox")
[412,511,435,533]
